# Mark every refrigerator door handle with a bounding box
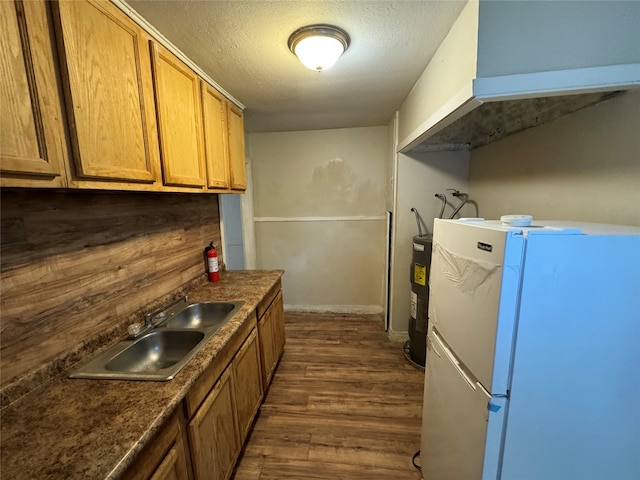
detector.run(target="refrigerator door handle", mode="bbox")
[432,330,478,391]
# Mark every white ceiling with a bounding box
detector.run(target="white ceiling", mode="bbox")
[126,0,466,133]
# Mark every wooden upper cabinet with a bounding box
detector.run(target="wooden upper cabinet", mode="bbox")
[52,0,159,184]
[151,43,206,188]
[0,0,69,187]
[201,81,230,189]
[227,103,247,191]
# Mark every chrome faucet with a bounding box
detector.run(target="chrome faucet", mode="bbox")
[128,295,189,338]
[145,295,189,327]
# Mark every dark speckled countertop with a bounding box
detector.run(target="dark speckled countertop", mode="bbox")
[0,270,284,480]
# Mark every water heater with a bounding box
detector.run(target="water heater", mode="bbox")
[408,234,432,367]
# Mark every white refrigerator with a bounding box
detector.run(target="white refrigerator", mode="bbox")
[420,218,640,480]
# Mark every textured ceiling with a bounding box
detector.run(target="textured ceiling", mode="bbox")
[125,0,466,133]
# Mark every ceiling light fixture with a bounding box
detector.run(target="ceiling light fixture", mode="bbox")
[288,24,350,72]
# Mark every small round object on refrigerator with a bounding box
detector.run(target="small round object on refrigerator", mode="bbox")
[500,215,533,227]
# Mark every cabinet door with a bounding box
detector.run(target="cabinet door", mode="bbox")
[259,291,284,387]
[53,0,158,183]
[188,368,240,480]
[258,304,277,388]
[233,328,263,443]
[272,291,286,360]
[121,412,189,480]
[1,0,68,187]
[201,81,230,189]
[149,442,189,480]
[152,43,206,188]
[226,103,246,191]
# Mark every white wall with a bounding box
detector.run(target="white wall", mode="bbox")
[249,126,388,312]
[469,88,640,226]
[388,150,470,337]
[477,1,640,78]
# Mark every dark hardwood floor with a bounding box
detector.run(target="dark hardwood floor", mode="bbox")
[232,312,425,480]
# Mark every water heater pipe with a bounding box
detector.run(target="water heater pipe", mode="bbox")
[410,208,423,236]
[434,193,447,219]
[447,189,469,219]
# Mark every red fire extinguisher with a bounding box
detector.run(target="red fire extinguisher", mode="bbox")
[205,242,220,282]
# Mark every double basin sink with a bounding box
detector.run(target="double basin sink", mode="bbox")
[70,298,243,381]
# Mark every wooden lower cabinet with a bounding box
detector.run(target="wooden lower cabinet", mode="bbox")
[258,291,285,387]
[185,328,263,480]
[187,368,240,480]
[232,328,263,443]
[273,293,286,362]
[149,441,189,480]
[130,292,284,480]
[122,412,189,480]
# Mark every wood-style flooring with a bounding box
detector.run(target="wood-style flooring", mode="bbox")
[232,312,425,480]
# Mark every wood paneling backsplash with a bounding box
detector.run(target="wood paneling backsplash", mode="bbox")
[0,189,222,387]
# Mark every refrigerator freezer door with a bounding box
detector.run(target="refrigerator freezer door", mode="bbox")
[421,332,506,480]
[429,219,525,394]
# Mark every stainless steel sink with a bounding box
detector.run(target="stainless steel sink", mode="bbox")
[70,300,244,381]
[162,302,238,329]
[105,330,205,373]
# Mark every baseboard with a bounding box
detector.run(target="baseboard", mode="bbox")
[284,304,384,315]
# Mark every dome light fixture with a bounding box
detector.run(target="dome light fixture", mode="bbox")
[288,24,350,72]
